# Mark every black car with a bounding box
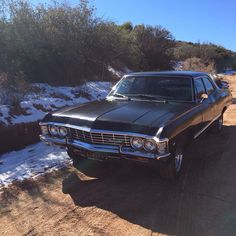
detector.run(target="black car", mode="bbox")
[39,71,232,179]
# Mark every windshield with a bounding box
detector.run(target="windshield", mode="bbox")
[109,76,193,101]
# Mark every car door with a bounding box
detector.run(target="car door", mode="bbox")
[193,77,214,137]
[202,76,221,118]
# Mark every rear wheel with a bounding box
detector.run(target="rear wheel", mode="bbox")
[160,145,184,180]
[67,148,83,167]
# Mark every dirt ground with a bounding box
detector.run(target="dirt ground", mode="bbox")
[1,75,236,236]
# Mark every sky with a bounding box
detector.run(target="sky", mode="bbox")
[32,0,236,51]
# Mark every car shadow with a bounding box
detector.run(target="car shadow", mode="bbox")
[62,125,236,235]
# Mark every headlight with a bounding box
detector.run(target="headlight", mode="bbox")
[157,141,168,154]
[40,125,48,135]
[49,126,59,136]
[131,137,144,149]
[144,139,157,152]
[59,127,68,137]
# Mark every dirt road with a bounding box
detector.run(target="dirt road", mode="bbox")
[1,76,236,236]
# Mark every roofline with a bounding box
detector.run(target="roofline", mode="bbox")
[124,70,209,78]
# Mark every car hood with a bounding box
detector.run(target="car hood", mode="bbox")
[43,99,195,136]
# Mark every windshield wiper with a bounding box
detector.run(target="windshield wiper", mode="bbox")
[127,94,167,102]
[111,93,130,100]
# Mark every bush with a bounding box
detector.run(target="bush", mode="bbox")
[182,57,216,73]
[0,0,176,85]
[131,25,175,71]
[173,41,233,72]
[0,72,30,106]
[0,0,233,84]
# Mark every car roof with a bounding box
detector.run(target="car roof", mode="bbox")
[125,71,209,78]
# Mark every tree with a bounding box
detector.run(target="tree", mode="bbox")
[132,25,175,71]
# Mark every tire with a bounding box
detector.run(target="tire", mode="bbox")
[67,148,83,167]
[211,114,223,133]
[159,145,184,180]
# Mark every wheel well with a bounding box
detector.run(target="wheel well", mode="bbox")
[174,130,193,149]
[222,106,227,114]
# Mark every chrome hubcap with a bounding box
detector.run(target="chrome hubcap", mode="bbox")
[175,154,183,172]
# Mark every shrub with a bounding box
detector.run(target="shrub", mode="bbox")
[173,41,233,72]
[0,0,233,84]
[182,57,216,73]
[0,72,30,106]
[131,25,176,71]
[0,0,176,85]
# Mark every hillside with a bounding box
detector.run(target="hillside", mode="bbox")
[0,82,111,126]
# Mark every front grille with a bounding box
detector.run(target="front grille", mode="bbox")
[69,128,131,147]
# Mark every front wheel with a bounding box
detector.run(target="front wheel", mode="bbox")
[159,145,184,180]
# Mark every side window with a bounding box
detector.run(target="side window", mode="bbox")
[202,77,215,95]
[194,78,206,100]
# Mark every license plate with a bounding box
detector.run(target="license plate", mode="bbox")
[88,152,106,160]
[73,147,107,160]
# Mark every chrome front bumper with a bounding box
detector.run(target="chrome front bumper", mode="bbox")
[40,135,171,160]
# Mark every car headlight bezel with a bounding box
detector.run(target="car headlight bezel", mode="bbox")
[40,125,49,135]
[131,137,144,150]
[130,136,169,155]
[144,139,157,152]
[157,140,168,155]
[49,125,59,136]
[58,127,68,137]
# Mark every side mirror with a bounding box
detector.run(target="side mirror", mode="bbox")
[200,93,208,103]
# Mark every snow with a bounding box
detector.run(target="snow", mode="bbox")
[0,81,113,188]
[224,70,236,75]
[0,81,112,125]
[0,142,71,188]
[173,61,184,71]
[0,105,10,124]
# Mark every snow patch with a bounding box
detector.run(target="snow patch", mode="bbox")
[0,81,113,188]
[0,82,112,125]
[0,142,71,188]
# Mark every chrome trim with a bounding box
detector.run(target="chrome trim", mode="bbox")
[40,135,66,146]
[155,126,164,138]
[69,139,119,154]
[39,121,167,141]
[40,122,91,132]
[52,113,96,122]
[119,146,171,159]
[130,136,144,150]
[40,135,170,160]
[194,114,221,139]
[70,139,170,159]
[143,139,157,153]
